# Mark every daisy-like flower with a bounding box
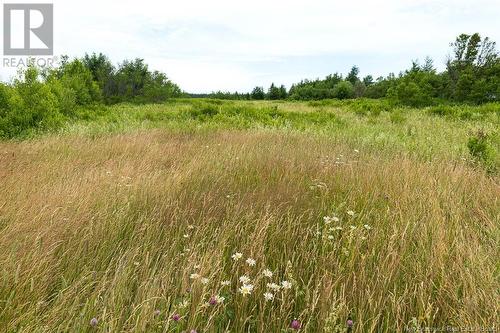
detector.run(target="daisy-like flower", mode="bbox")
[332,216,340,222]
[221,280,231,286]
[263,292,274,301]
[201,277,209,285]
[178,299,190,308]
[262,269,273,278]
[239,275,251,284]
[281,281,292,290]
[215,295,225,303]
[328,235,334,240]
[364,224,372,230]
[190,273,200,280]
[239,284,254,296]
[323,216,332,224]
[347,210,355,217]
[267,283,281,291]
[231,252,243,261]
[246,258,256,266]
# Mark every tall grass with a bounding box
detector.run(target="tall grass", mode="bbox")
[0,100,498,332]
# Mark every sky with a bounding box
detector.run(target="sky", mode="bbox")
[1,0,500,93]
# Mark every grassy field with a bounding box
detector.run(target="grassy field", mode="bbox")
[0,99,498,332]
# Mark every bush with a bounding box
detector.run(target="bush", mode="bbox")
[0,67,65,138]
[333,81,355,100]
[467,130,498,173]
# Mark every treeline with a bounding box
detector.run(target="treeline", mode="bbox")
[205,33,500,106]
[0,54,183,137]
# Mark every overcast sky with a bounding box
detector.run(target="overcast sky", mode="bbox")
[1,0,499,92]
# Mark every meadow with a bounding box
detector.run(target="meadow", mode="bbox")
[0,99,498,332]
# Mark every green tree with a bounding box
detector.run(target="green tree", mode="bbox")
[251,86,265,100]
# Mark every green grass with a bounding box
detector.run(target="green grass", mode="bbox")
[0,99,498,332]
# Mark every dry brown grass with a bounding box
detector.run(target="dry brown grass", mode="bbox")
[0,129,498,332]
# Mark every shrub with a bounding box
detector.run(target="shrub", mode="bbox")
[333,81,354,100]
[467,130,498,173]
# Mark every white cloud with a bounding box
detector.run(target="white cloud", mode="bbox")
[1,0,499,92]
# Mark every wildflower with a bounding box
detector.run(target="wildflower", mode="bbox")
[335,226,343,231]
[263,292,274,301]
[349,225,357,231]
[267,283,281,291]
[215,295,225,304]
[246,258,256,266]
[190,273,200,280]
[153,309,161,316]
[239,284,254,295]
[190,330,198,333]
[281,281,292,290]
[231,252,243,261]
[363,224,372,230]
[347,319,354,327]
[328,235,334,240]
[347,210,355,217]
[178,299,189,308]
[239,275,251,284]
[90,318,98,327]
[332,216,340,222]
[221,280,231,286]
[323,216,332,224]
[262,269,273,278]
[201,277,209,285]
[291,319,301,330]
[171,314,181,321]
[209,296,218,306]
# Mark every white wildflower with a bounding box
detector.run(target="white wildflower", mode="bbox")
[190,273,201,280]
[239,284,254,296]
[239,275,251,284]
[201,277,209,285]
[262,269,273,278]
[231,252,243,261]
[267,283,281,291]
[246,258,256,266]
[263,292,274,301]
[281,281,292,290]
[221,280,231,286]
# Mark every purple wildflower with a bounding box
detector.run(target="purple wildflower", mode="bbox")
[90,318,98,327]
[209,296,218,306]
[153,309,161,316]
[171,314,181,321]
[347,319,354,327]
[291,319,301,330]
